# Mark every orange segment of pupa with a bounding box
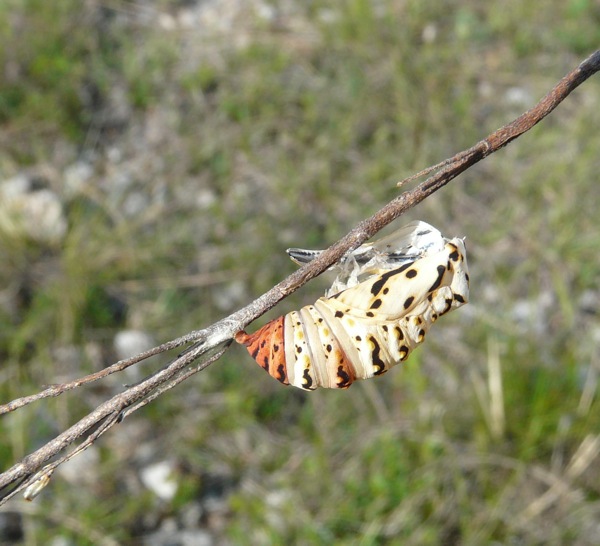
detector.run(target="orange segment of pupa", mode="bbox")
[235,316,288,385]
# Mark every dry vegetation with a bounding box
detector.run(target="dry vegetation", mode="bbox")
[1,0,599,544]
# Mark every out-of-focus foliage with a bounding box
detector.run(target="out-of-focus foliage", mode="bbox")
[1,0,599,544]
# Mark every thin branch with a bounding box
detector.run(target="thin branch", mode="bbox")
[0,339,191,415]
[0,343,229,504]
[1,49,598,505]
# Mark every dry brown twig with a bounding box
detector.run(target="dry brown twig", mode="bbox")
[1,50,599,505]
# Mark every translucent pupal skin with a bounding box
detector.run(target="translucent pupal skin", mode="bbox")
[236,224,469,391]
[287,220,446,295]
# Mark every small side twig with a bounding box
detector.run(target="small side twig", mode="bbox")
[0,343,230,504]
[1,49,598,505]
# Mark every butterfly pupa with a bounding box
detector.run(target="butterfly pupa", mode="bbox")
[235,221,469,390]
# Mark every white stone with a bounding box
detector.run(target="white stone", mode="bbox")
[0,184,67,245]
[140,461,178,501]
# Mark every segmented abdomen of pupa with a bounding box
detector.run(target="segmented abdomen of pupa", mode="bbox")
[235,237,469,391]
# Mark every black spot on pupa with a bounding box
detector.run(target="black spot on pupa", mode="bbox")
[326,344,332,352]
[370,298,382,309]
[406,269,417,279]
[439,298,453,314]
[382,325,388,332]
[276,364,287,383]
[296,345,303,353]
[383,287,389,295]
[428,265,446,293]
[302,368,313,389]
[337,366,352,388]
[368,335,386,374]
[399,345,409,360]
[335,311,344,318]
[403,296,415,310]
[366,311,375,317]
[395,326,404,340]
[355,335,362,341]
[448,246,460,261]
[370,262,414,296]
[454,294,466,303]
[465,273,470,282]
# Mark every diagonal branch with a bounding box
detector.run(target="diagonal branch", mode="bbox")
[0,343,230,504]
[1,49,598,505]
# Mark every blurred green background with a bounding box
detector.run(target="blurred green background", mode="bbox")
[1,1,599,544]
